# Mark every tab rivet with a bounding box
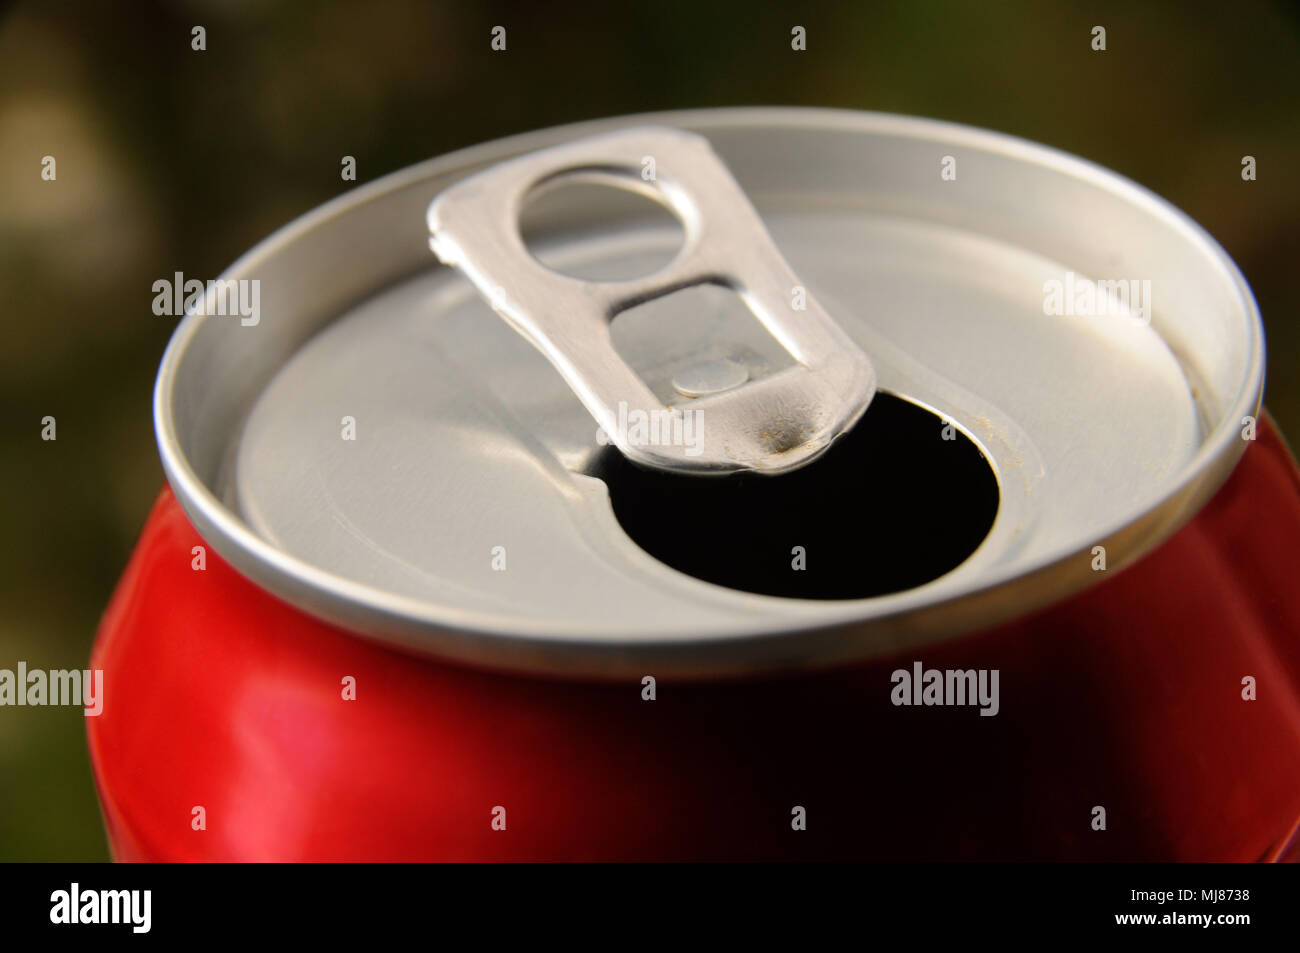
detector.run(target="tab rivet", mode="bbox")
[672,358,749,398]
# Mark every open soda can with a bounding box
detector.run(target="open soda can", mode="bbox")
[89,109,1300,861]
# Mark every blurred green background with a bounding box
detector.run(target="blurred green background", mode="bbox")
[1,0,1297,860]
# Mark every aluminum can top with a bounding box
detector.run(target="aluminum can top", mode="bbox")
[155,108,1263,677]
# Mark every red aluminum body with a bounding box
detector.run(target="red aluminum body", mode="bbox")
[87,417,1300,862]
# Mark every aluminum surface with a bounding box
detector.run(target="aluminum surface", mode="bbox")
[427,126,877,475]
[154,108,1265,677]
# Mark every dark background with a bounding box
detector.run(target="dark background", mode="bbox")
[1,0,1296,860]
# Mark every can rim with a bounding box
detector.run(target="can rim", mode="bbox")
[154,107,1264,675]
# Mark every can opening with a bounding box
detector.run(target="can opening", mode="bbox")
[591,392,1000,599]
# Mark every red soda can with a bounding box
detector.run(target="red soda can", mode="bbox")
[88,109,1300,861]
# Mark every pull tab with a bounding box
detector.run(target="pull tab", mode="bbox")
[427,126,876,475]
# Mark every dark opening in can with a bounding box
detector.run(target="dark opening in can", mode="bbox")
[593,391,1000,599]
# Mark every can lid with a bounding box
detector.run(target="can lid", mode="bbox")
[156,108,1264,677]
